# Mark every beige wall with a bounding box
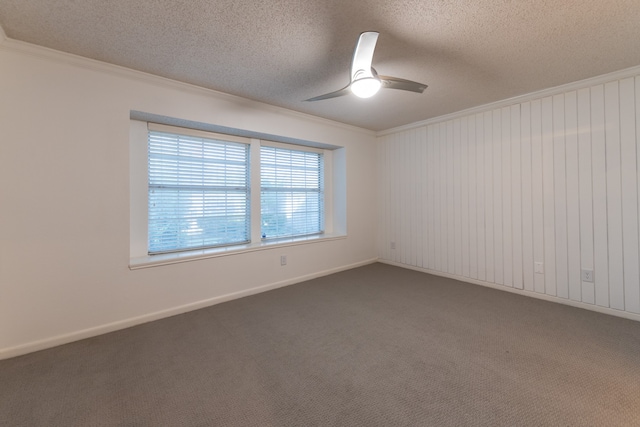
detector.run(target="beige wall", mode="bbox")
[0,40,378,358]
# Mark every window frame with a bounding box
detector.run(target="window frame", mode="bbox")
[129,119,345,269]
[146,124,252,255]
[259,141,326,241]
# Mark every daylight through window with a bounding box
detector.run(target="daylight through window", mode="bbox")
[145,126,327,256]
[147,130,250,254]
[260,145,324,240]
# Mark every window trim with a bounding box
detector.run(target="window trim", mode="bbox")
[129,118,345,269]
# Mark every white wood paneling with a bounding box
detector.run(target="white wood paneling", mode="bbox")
[428,125,436,271]
[454,119,463,276]
[542,96,557,296]
[577,88,595,305]
[407,130,414,265]
[620,77,639,314]
[413,129,419,266]
[493,109,504,285]
[468,116,478,279]
[553,94,569,299]
[377,68,640,320]
[388,133,395,262]
[400,131,409,265]
[591,85,610,307]
[484,111,495,283]
[565,91,582,303]
[502,106,513,287]
[403,131,410,264]
[476,114,487,281]
[461,117,470,278]
[397,132,404,264]
[531,100,546,294]
[411,129,417,265]
[605,81,624,311]
[447,121,455,274]
[438,123,450,271]
[635,75,640,312]
[511,105,523,290]
[382,134,389,260]
[411,129,424,267]
[521,102,535,292]
[389,133,397,262]
[394,133,402,261]
[414,130,420,267]
[421,127,429,270]
[433,124,442,272]
[388,134,394,262]
[378,136,386,260]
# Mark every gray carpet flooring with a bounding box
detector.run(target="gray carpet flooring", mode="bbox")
[2,263,640,426]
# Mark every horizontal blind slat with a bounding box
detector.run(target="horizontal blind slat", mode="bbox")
[260,145,324,240]
[148,130,250,254]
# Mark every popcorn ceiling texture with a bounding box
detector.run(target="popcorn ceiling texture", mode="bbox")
[1,0,639,131]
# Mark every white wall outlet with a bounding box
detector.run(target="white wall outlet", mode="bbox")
[581,269,594,282]
[534,262,544,274]
[280,255,287,266]
[390,242,396,250]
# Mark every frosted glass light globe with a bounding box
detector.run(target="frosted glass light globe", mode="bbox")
[351,77,381,98]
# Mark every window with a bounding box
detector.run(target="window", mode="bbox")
[260,145,324,239]
[129,116,346,267]
[147,128,250,254]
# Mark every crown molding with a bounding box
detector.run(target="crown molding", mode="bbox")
[378,64,640,136]
[0,36,374,137]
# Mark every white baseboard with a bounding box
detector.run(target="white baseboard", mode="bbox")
[0,258,378,360]
[379,259,640,323]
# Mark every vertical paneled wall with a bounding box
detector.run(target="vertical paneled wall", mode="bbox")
[378,72,640,317]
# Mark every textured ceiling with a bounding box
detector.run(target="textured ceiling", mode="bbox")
[1,0,640,131]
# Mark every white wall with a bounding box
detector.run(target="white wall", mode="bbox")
[0,40,378,358]
[378,66,640,321]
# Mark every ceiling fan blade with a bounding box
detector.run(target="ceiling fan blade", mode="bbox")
[304,85,351,102]
[351,31,379,81]
[379,75,428,93]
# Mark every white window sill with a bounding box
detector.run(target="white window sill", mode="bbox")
[129,233,347,270]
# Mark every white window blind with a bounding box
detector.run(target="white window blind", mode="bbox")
[148,129,250,254]
[260,145,324,239]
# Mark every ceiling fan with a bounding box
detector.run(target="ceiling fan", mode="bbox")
[305,31,428,102]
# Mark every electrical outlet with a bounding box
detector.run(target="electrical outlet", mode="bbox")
[582,269,594,283]
[534,262,544,274]
[390,242,396,250]
[280,255,287,266]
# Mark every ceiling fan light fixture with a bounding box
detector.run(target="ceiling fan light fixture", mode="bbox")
[304,32,427,102]
[351,77,381,98]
